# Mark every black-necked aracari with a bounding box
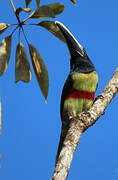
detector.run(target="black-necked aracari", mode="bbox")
[55,21,98,163]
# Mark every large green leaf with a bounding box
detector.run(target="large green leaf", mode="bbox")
[0,35,12,77]
[36,0,40,8]
[46,3,64,15]
[29,44,49,100]
[25,0,32,7]
[39,21,66,42]
[30,5,55,19]
[70,0,76,4]
[15,42,31,83]
[0,23,10,35]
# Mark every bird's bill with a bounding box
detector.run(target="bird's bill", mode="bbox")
[55,21,84,57]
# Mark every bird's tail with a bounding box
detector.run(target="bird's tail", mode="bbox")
[55,120,70,165]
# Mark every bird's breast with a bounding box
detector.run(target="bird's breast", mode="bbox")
[66,88,95,101]
[63,71,98,115]
[71,71,98,92]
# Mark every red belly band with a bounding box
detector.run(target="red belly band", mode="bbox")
[66,88,95,101]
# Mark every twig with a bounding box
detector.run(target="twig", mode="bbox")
[9,0,16,13]
[51,67,118,180]
[9,0,22,26]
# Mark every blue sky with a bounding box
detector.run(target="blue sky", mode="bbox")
[0,0,118,179]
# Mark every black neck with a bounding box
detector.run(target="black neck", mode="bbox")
[70,51,96,73]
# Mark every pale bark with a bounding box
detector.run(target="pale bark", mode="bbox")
[51,67,118,180]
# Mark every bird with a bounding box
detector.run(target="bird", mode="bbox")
[55,21,98,164]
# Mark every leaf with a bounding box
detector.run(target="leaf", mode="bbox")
[29,44,49,100]
[0,35,12,77]
[39,21,66,42]
[46,3,64,15]
[16,8,23,15]
[23,8,32,13]
[36,0,40,8]
[70,0,76,4]
[30,5,55,19]
[0,23,10,35]
[16,7,32,15]
[25,0,32,7]
[15,42,31,83]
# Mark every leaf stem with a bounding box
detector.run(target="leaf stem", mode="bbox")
[19,28,21,44]
[21,27,29,45]
[10,26,18,36]
[10,23,18,26]
[23,23,39,26]
[22,13,33,23]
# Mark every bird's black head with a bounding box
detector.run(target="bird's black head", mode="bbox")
[55,21,96,74]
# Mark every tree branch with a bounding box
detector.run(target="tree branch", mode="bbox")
[51,67,118,180]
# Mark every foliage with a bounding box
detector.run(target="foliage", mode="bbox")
[0,0,76,100]
[0,0,66,101]
[25,0,76,8]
